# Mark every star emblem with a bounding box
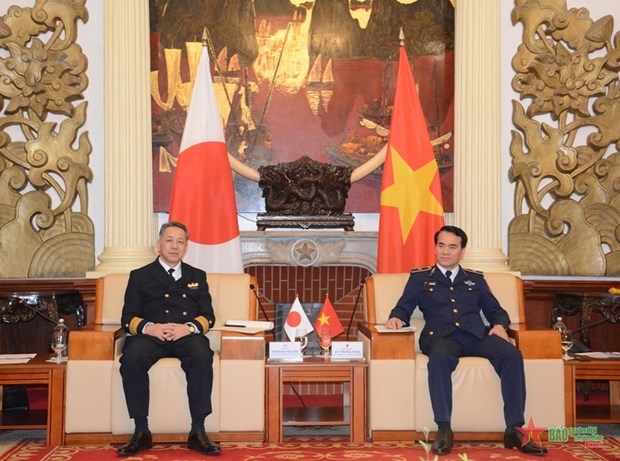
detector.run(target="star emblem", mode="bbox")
[292,240,318,266]
[380,146,443,243]
[316,312,330,326]
[516,417,546,447]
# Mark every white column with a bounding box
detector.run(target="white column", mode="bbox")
[454,0,508,271]
[92,0,156,275]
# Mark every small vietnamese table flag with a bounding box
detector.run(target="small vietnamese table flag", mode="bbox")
[169,28,243,273]
[284,296,314,341]
[377,29,445,273]
[314,294,344,338]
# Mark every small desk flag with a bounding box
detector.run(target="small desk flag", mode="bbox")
[284,296,314,341]
[314,295,344,338]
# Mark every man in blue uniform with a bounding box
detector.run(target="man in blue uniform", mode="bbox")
[385,225,546,456]
[117,221,221,456]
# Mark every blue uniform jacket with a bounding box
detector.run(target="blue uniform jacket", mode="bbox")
[388,265,511,353]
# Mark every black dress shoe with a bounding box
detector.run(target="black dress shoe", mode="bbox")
[432,426,454,455]
[188,430,221,456]
[504,430,548,455]
[117,431,153,456]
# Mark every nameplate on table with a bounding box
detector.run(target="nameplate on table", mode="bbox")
[331,341,363,360]
[268,341,302,361]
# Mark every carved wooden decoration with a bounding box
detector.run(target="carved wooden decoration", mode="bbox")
[509,0,620,276]
[0,1,93,277]
[257,155,354,230]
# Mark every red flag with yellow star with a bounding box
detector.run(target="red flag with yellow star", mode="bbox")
[314,295,344,339]
[377,44,445,273]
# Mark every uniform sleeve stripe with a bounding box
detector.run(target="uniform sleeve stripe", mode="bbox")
[129,317,144,335]
[195,316,210,333]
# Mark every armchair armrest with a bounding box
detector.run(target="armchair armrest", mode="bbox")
[69,327,266,361]
[220,330,266,360]
[357,322,415,360]
[508,324,561,359]
[68,324,125,360]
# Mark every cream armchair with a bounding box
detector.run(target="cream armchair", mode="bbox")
[358,272,565,441]
[64,272,265,443]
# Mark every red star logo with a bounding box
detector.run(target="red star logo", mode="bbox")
[516,417,546,447]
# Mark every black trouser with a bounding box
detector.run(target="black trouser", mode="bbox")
[120,334,214,421]
[423,328,526,429]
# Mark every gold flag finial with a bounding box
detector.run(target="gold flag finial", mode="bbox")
[202,27,208,46]
[399,27,405,46]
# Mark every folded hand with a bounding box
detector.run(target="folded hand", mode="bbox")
[146,322,191,341]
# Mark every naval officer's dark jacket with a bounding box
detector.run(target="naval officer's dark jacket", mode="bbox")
[121,259,216,341]
[388,265,510,353]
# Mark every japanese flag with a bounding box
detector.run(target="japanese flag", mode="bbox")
[168,37,243,273]
[283,296,314,341]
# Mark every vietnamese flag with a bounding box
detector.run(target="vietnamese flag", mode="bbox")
[169,33,243,273]
[377,40,445,273]
[314,294,344,338]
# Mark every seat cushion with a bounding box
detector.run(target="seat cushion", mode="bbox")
[415,354,504,432]
[110,355,221,434]
[414,355,566,432]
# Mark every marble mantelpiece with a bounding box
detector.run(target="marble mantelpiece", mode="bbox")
[240,231,378,272]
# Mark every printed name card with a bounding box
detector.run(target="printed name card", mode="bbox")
[331,341,364,360]
[268,341,302,361]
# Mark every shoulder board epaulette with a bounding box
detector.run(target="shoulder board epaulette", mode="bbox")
[463,267,483,275]
[410,266,432,273]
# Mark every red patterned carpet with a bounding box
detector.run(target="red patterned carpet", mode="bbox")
[1,437,620,461]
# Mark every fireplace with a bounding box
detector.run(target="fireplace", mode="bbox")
[241,231,376,343]
[246,265,370,344]
[242,231,376,398]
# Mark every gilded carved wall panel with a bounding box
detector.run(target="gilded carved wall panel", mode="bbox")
[0,1,93,277]
[509,0,620,276]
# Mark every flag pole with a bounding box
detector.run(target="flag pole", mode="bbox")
[202,27,233,109]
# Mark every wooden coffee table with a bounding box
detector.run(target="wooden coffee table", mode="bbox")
[0,354,66,446]
[265,357,367,443]
[564,357,620,427]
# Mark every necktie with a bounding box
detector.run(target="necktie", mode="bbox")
[168,268,175,280]
[445,270,452,283]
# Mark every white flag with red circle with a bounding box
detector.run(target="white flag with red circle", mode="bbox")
[169,41,243,273]
[283,296,314,341]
